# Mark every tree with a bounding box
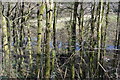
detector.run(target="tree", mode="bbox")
[51,2,57,76]
[45,0,53,79]
[1,2,10,76]
[70,2,79,79]
[89,2,96,78]
[97,0,104,78]
[36,2,45,78]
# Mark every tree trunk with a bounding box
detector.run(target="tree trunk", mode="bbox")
[45,0,53,79]
[97,0,104,78]
[51,2,57,77]
[36,2,45,78]
[71,2,79,80]
[1,3,10,76]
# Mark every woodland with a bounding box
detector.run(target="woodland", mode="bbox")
[0,0,120,80]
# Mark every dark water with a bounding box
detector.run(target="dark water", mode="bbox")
[106,45,118,50]
[31,37,119,50]
[1,37,119,51]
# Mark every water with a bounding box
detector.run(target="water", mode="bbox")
[106,45,118,50]
[1,37,119,51]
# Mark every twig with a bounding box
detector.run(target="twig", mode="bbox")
[63,67,67,79]
[98,62,111,80]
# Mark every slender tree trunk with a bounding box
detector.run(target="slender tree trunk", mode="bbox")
[15,4,20,74]
[101,2,105,48]
[90,2,96,78]
[36,2,45,78]
[78,2,85,79]
[45,0,53,79]
[103,2,109,79]
[67,5,73,54]
[117,2,120,49]
[51,2,57,77]
[100,2,105,79]
[113,1,120,79]
[71,2,79,80]
[19,2,24,47]
[24,7,33,76]
[97,0,103,78]
[104,2,109,54]
[97,0,103,61]
[0,1,2,77]
[1,5,10,76]
[18,2,25,76]
[53,3,57,51]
